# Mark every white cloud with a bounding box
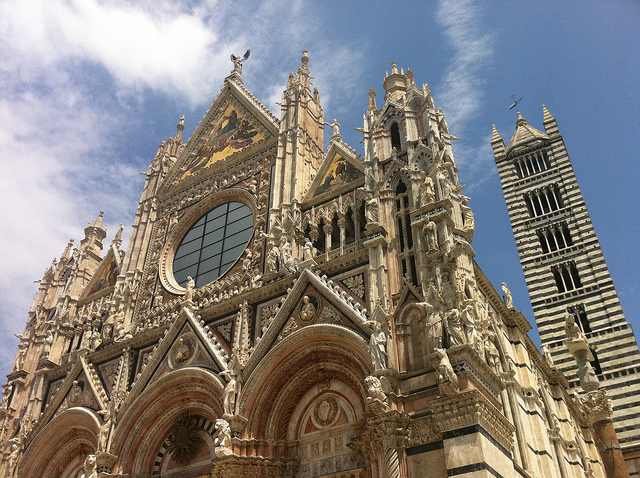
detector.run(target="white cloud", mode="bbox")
[435,0,494,185]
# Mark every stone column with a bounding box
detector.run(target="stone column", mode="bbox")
[580,390,630,478]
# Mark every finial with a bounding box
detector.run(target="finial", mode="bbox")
[542,104,554,122]
[391,61,398,75]
[90,211,105,229]
[61,239,75,260]
[368,87,377,111]
[301,49,309,67]
[113,223,123,244]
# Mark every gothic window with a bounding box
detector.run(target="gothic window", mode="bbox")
[524,184,563,218]
[395,180,417,285]
[551,262,582,293]
[391,122,401,150]
[344,208,355,245]
[330,213,340,251]
[536,222,572,253]
[173,202,253,288]
[357,202,366,243]
[513,149,550,178]
[314,218,326,254]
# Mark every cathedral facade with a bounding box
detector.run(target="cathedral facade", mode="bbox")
[0,53,626,477]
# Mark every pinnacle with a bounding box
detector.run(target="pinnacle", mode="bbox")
[491,124,503,143]
[542,104,555,123]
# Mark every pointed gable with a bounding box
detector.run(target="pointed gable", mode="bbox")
[244,268,372,379]
[305,142,364,201]
[81,244,121,300]
[163,79,280,189]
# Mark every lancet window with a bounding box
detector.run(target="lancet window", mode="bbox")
[536,222,572,253]
[524,184,562,218]
[513,149,550,178]
[395,179,417,285]
[391,122,402,151]
[551,261,582,293]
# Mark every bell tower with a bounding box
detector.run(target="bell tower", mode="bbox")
[492,106,640,456]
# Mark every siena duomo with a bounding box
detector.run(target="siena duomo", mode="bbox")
[1,51,639,478]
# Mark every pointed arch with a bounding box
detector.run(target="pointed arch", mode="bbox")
[110,367,224,475]
[19,407,100,478]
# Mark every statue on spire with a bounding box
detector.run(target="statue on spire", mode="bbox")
[230,49,251,75]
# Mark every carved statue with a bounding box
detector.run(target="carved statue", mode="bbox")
[1,383,12,409]
[369,321,388,370]
[463,207,475,232]
[483,326,501,371]
[214,418,232,448]
[80,454,97,478]
[185,276,196,303]
[14,342,27,370]
[43,330,54,356]
[501,282,513,308]
[242,249,253,272]
[542,345,554,368]
[266,245,279,273]
[97,409,112,451]
[564,313,585,342]
[420,175,435,205]
[460,304,477,347]
[219,370,237,416]
[434,348,455,383]
[69,381,82,404]
[303,238,314,261]
[300,296,317,322]
[365,196,379,225]
[364,375,387,403]
[418,301,444,354]
[174,338,193,364]
[324,119,341,137]
[8,441,21,473]
[436,168,452,200]
[423,220,438,252]
[90,329,102,351]
[230,49,250,74]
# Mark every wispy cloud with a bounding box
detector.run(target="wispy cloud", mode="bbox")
[435,0,494,186]
[0,0,368,376]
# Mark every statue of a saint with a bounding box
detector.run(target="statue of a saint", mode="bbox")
[369,321,388,370]
[324,119,341,137]
[303,239,314,261]
[220,370,237,416]
[185,276,195,303]
[420,175,435,205]
[444,302,464,347]
[43,330,54,356]
[365,196,379,225]
[423,220,438,251]
[501,282,513,308]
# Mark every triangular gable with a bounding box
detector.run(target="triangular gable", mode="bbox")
[37,356,108,434]
[163,80,279,190]
[305,142,364,201]
[390,283,425,323]
[120,306,229,414]
[81,244,121,300]
[244,268,371,378]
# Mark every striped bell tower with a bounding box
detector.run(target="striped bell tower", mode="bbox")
[492,106,640,461]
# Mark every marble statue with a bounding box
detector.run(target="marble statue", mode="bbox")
[43,330,54,356]
[501,282,513,308]
[324,119,341,137]
[364,375,387,403]
[420,175,435,205]
[220,370,237,416]
[80,454,97,478]
[214,418,232,448]
[423,220,438,251]
[300,296,317,322]
[185,276,196,303]
[369,321,388,370]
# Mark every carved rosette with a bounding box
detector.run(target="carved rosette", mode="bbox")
[429,389,515,453]
[579,389,614,425]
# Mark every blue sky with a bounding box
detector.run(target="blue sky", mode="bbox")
[0,0,638,378]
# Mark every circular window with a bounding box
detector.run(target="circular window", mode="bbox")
[172,201,253,288]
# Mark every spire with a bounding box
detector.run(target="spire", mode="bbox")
[368,87,377,112]
[112,223,123,248]
[90,211,105,229]
[491,125,505,157]
[297,49,311,89]
[383,61,409,102]
[542,104,559,135]
[61,239,74,261]
[505,112,548,155]
[176,115,185,139]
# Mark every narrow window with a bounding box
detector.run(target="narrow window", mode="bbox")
[391,123,401,150]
